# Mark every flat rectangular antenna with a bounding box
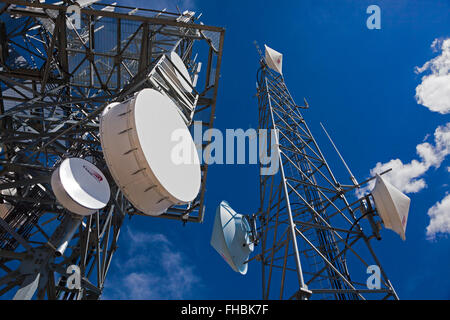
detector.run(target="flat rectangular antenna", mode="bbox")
[320,122,358,186]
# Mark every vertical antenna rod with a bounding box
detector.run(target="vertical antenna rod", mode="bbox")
[320,122,359,187]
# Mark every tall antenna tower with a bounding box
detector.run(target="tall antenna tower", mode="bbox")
[254,44,400,300]
[0,0,224,300]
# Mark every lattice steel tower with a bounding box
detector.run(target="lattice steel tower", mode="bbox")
[0,0,224,299]
[255,46,399,300]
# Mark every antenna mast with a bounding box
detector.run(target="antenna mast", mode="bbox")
[256,46,398,300]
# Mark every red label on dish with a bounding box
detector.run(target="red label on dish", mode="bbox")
[83,165,103,182]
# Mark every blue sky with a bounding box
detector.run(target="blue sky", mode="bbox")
[101,0,450,300]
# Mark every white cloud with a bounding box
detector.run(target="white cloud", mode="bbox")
[415,38,450,114]
[358,38,450,241]
[417,122,450,167]
[102,227,200,300]
[367,159,428,193]
[357,123,450,196]
[121,273,159,299]
[426,193,450,240]
[126,229,170,255]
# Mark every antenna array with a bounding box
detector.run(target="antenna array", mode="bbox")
[0,0,224,300]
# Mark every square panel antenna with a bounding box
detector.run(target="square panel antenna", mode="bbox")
[264,44,283,74]
[371,174,411,240]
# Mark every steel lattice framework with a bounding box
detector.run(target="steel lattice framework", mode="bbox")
[0,0,224,299]
[255,54,399,300]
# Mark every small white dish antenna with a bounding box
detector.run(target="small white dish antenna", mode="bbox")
[0,175,18,219]
[0,203,13,220]
[75,0,100,8]
[264,44,283,74]
[166,51,193,93]
[371,174,411,240]
[51,158,110,216]
[100,88,201,216]
[210,201,254,275]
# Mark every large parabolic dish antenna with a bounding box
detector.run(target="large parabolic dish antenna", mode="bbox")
[100,88,201,216]
[167,51,193,93]
[51,158,111,216]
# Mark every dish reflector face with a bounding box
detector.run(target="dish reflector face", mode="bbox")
[168,51,193,92]
[210,201,254,275]
[0,203,13,219]
[100,88,201,216]
[371,174,411,240]
[51,158,110,216]
[264,44,283,74]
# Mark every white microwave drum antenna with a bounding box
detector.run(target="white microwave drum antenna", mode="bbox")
[210,201,255,275]
[371,174,411,240]
[100,88,201,216]
[167,51,193,92]
[51,158,111,216]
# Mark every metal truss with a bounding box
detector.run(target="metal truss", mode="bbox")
[255,57,399,300]
[0,0,224,299]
